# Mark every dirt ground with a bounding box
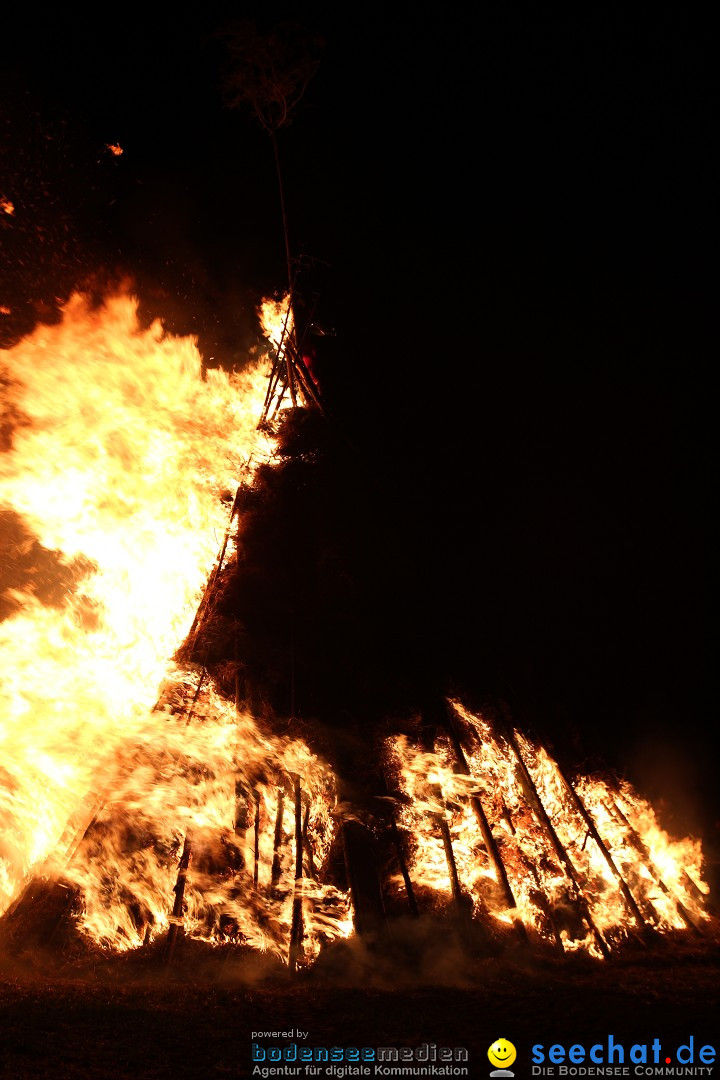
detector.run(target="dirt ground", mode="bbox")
[1,926,719,1080]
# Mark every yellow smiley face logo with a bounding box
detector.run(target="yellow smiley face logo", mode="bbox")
[488,1039,517,1070]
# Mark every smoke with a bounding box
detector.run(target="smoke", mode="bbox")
[300,914,563,991]
[0,910,572,993]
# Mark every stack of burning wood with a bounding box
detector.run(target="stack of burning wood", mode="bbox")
[1,338,714,973]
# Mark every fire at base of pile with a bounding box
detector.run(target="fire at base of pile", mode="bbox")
[0,666,353,970]
[0,692,715,974]
[0,287,714,975]
[0,286,352,973]
[380,701,714,961]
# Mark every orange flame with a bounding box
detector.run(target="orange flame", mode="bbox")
[258,293,293,348]
[0,286,351,961]
[385,701,711,956]
[0,286,711,964]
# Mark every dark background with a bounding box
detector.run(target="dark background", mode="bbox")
[1,6,714,857]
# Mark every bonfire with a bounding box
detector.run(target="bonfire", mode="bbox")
[0,286,713,977]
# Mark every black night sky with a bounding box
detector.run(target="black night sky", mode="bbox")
[1,6,714,861]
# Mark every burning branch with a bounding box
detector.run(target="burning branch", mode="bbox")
[444,702,529,946]
[288,775,304,972]
[503,725,611,958]
[603,796,703,934]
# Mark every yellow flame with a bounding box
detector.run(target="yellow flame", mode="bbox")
[0,286,351,960]
[385,701,711,955]
[258,294,293,348]
[2,286,708,962]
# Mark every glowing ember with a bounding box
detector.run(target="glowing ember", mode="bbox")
[0,198,14,216]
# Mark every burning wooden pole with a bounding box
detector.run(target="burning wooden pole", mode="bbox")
[234,783,252,849]
[604,799,703,934]
[261,358,287,422]
[259,320,325,427]
[288,775,304,972]
[425,772,474,927]
[270,786,286,893]
[232,633,255,860]
[260,301,295,422]
[550,760,650,938]
[437,809,464,913]
[288,342,324,413]
[415,708,477,930]
[498,795,565,954]
[606,781,716,919]
[388,812,420,917]
[301,799,317,882]
[503,725,611,959]
[379,768,419,917]
[163,667,213,966]
[253,789,261,889]
[444,705,529,944]
[164,834,192,967]
[284,338,298,409]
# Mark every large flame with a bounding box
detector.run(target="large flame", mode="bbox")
[0,286,350,962]
[385,701,711,957]
[0,286,712,966]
